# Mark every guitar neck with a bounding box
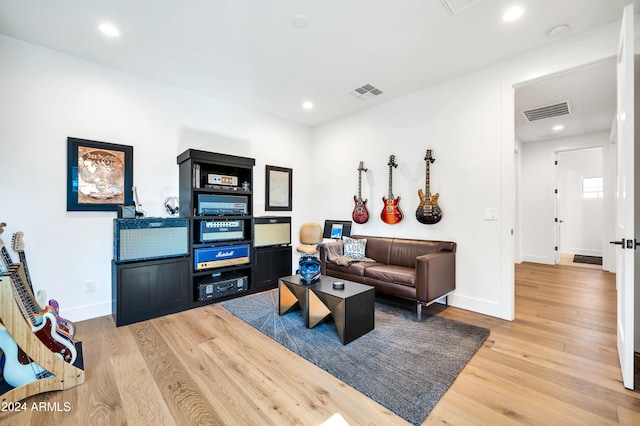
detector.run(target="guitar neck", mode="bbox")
[8,268,39,326]
[17,251,34,293]
[425,161,431,198]
[1,245,12,272]
[388,166,393,198]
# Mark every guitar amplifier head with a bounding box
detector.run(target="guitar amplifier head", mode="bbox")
[114,217,189,263]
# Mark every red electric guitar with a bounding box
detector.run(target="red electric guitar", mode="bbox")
[380,155,403,225]
[352,161,369,224]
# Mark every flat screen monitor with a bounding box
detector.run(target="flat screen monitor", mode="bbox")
[322,220,352,239]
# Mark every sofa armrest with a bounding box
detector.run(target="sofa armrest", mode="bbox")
[415,251,456,303]
[318,240,343,274]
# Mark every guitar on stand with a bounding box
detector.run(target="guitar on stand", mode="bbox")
[416,149,443,224]
[352,161,369,224]
[12,231,76,337]
[380,155,403,225]
[132,186,146,217]
[0,223,53,387]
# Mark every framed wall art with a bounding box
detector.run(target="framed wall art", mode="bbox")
[265,165,292,211]
[67,137,133,211]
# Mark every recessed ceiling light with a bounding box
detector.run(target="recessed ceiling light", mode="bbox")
[302,101,314,110]
[552,125,565,131]
[99,22,120,37]
[503,6,524,22]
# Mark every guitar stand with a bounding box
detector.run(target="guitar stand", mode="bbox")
[0,275,85,403]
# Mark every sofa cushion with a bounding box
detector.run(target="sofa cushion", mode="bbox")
[364,264,415,287]
[389,239,454,268]
[327,260,384,277]
[343,237,366,259]
[351,235,392,264]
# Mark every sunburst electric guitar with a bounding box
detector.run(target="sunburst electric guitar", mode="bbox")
[416,149,442,224]
[380,155,403,225]
[352,161,369,224]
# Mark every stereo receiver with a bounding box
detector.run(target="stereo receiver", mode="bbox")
[197,194,248,216]
[199,220,244,243]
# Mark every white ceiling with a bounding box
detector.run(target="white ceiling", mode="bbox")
[0,0,636,130]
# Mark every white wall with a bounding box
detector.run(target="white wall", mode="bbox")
[558,147,604,256]
[311,19,625,320]
[0,14,629,322]
[520,132,611,265]
[0,35,314,321]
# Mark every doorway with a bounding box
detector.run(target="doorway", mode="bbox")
[514,59,616,269]
[555,147,605,268]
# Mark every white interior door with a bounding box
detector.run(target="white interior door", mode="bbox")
[614,3,636,390]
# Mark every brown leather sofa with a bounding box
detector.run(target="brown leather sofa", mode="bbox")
[318,235,456,321]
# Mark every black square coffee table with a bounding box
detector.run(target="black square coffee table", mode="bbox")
[278,275,375,345]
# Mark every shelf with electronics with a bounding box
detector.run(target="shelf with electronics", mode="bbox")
[177,149,256,306]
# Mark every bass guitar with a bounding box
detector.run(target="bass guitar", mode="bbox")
[0,322,52,388]
[380,155,403,225]
[416,149,442,224]
[352,161,369,224]
[12,231,76,337]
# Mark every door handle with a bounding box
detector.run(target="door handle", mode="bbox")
[610,238,625,246]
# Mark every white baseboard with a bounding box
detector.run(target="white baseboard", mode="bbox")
[448,293,507,320]
[64,301,112,323]
[562,248,603,257]
[520,255,555,265]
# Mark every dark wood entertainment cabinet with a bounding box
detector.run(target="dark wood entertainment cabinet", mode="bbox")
[112,149,292,326]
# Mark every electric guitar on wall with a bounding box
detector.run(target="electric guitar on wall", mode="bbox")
[352,161,369,224]
[380,155,403,225]
[416,149,443,224]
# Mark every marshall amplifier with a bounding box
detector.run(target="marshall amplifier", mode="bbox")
[197,272,248,301]
[197,194,248,216]
[199,220,244,243]
[194,244,250,270]
[114,217,189,263]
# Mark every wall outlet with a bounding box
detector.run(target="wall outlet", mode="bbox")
[85,280,96,293]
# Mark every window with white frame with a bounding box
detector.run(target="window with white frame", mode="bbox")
[582,176,603,199]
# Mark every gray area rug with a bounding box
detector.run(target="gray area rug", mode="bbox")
[222,290,489,425]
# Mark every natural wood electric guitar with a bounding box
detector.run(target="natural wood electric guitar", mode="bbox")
[352,161,369,224]
[416,149,442,224]
[380,155,403,225]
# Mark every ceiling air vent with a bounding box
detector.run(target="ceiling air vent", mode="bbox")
[441,0,484,15]
[347,83,384,101]
[521,101,572,122]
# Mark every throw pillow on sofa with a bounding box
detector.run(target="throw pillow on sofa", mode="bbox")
[343,237,366,259]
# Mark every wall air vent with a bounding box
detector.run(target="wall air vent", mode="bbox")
[441,0,484,15]
[521,101,572,122]
[347,83,384,101]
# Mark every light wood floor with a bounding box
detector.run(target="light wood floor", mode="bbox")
[2,262,639,425]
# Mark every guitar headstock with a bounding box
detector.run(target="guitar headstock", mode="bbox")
[388,155,398,168]
[425,149,436,164]
[12,231,24,252]
[357,161,368,172]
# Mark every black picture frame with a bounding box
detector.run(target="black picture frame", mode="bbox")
[265,165,292,211]
[67,137,133,211]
